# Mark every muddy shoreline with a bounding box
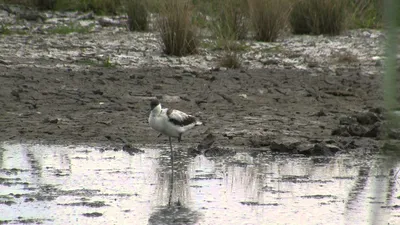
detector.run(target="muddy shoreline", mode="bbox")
[0,61,385,154]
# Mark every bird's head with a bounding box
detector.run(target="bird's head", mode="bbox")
[150,99,160,111]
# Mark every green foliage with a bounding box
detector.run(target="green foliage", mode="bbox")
[248,0,289,42]
[55,0,121,14]
[0,24,11,35]
[103,56,115,67]
[290,0,347,35]
[48,22,93,34]
[126,0,148,31]
[0,24,28,35]
[348,0,383,28]
[156,0,198,56]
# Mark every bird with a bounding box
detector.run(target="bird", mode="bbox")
[148,99,202,144]
[148,99,202,205]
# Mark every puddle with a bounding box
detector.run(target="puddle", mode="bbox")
[1,143,400,225]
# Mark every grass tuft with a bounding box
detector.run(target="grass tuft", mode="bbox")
[156,0,198,56]
[247,0,289,42]
[103,56,116,67]
[348,0,383,28]
[290,0,347,35]
[219,51,241,69]
[212,0,248,41]
[126,0,148,31]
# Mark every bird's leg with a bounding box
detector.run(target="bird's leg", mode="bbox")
[157,133,162,138]
[168,136,174,206]
[178,134,182,143]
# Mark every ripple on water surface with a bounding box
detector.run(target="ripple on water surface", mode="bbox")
[0,143,399,225]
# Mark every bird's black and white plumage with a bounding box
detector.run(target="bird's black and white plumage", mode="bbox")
[148,99,202,205]
[148,99,202,142]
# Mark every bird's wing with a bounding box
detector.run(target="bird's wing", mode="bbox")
[166,109,197,126]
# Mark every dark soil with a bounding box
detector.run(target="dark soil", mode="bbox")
[0,61,384,153]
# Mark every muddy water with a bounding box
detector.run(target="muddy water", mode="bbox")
[0,143,399,225]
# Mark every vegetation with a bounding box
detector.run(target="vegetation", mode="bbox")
[348,0,383,28]
[290,0,347,35]
[48,22,93,34]
[219,51,241,68]
[0,24,27,35]
[156,0,198,56]
[126,0,148,31]
[248,0,289,41]
[211,0,248,40]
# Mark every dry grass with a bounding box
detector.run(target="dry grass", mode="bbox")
[247,0,290,42]
[290,0,347,35]
[219,51,241,69]
[156,0,198,56]
[126,0,148,31]
[212,0,248,40]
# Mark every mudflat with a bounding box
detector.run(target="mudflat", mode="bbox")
[0,63,383,153]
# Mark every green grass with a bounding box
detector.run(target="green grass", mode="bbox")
[0,0,122,14]
[102,56,116,67]
[210,0,248,41]
[48,23,93,34]
[290,0,347,35]
[126,0,148,31]
[248,0,290,42]
[0,24,28,35]
[156,0,198,56]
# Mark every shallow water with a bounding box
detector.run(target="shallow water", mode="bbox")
[0,143,399,225]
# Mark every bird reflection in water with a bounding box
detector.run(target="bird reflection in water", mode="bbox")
[148,146,201,225]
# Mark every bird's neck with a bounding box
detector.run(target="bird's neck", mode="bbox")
[151,104,162,116]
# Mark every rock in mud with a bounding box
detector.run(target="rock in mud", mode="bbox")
[339,116,357,125]
[204,147,236,157]
[269,137,301,153]
[310,143,341,156]
[364,124,381,138]
[82,212,103,217]
[197,133,216,150]
[249,135,270,148]
[188,133,235,157]
[122,144,144,155]
[348,124,368,137]
[354,111,379,125]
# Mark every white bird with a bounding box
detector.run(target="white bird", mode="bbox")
[148,99,202,205]
[148,99,202,144]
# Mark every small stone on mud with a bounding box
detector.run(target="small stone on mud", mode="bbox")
[92,89,103,95]
[204,147,236,157]
[315,109,326,117]
[122,144,144,155]
[197,133,216,150]
[311,143,341,156]
[339,116,357,125]
[82,212,103,217]
[331,126,350,136]
[249,135,270,148]
[269,137,301,153]
[354,111,379,125]
[43,117,60,124]
[364,124,381,138]
[348,124,368,137]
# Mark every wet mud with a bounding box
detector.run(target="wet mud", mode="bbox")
[0,63,389,154]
